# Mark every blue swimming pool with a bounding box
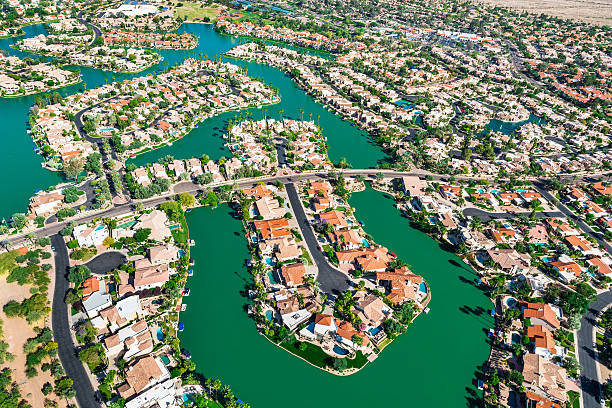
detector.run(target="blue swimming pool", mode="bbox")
[368,326,382,336]
[156,328,164,341]
[264,257,275,266]
[333,345,349,355]
[265,310,273,321]
[419,282,427,293]
[168,224,180,230]
[268,271,278,284]
[506,297,517,308]
[511,333,521,345]
[541,256,555,263]
[362,238,370,248]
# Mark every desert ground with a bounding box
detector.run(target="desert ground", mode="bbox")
[477,0,612,25]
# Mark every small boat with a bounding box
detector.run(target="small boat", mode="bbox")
[389,252,397,258]
[189,258,195,266]
[477,380,484,390]
[130,154,136,158]
[177,322,184,332]
[423,307,430,314]
[182,348,191,359]
[487,329,494,337]
[189,240,195,246]
[181,304,187,311]
[490,309,495,317]
[183,288,190,296]
[194,125,199,129]
[248,290,256,299]
[188,269,193,276]
[359,220,365,226]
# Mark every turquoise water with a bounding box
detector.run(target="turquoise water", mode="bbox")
[484,113,545,136]
[157,328,164,341]
[181,191,493,407]
[267,269,277,283]
[333,345,349,355]
[0,23,386,220]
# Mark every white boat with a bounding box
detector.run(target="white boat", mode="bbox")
[423,307,430,314]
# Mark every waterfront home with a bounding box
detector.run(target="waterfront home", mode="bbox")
[279,263,306,287]
[259,237,300,262]
[253,218,291,240]
[317,210,349,229]
[73,223,109,247]
[99,295,144,332]
[147,244,180,265]
[124,378,180,408]
[401,176,427,197]
[527,325,564,360]
[337,246,391,273]
[118,355,171,400]
[134,210,172,242]
[242,184,275,199]
[276,295,312,330]
[313,314,338,339]
[376,266,424,304]
[133,264,170,291]
[524,392,562,408]
[522,352,568,403]
[29,190,65,216]
[306,181,334,198]
[485,248,531,274]
[353,292,390,328]
[327,229,363,250]
[151,163,168,179]
[103,319,153,360]
[254,196,286,220]
[518,301,561,331]
[336,320,369,350]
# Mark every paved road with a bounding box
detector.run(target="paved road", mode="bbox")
[579,290,612,408]
[462,207,564,222]
[50,234,99,408]
[533,181,612,256]
[6,169,612,248]
[285,182,350,296]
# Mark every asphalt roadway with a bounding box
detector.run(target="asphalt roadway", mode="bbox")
[50,234,99,408]
[285,182,350,296]
[579,290,612,408]
[462,207,564,222]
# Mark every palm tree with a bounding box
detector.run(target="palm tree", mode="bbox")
[299,108,304,121]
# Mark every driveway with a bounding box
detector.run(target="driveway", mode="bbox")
[50,234,99,408]
[285,183,349,297]
[85,251,127,275]
[578,290,612,408]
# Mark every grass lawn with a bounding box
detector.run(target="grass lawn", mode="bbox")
[174,2,221,21]
[568,391,580,408]
[280,336,368,370]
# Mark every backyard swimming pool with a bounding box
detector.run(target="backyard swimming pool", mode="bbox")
[268,271,278,284]
[333,345,349,356]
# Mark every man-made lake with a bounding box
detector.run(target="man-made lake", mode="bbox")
[0,23,386,219]
[181,186,493,407]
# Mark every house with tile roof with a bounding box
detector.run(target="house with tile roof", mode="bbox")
[519,301,561,331]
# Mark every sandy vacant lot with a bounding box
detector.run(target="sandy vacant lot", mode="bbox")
[0,252,65,408]
[476,0,612,26]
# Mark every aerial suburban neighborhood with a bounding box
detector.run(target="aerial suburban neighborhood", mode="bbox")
[0,0,609,407]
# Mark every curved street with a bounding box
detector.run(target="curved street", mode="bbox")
[579,290,612,408]
[50,234,99,408]
[285,182,350,296]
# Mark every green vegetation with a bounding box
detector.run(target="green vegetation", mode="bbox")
[78,343,107,373]
[3,293,51,324]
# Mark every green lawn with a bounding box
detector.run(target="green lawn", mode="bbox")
[568,391,580,408]
[174,2,222,21]
[280,336,368,370]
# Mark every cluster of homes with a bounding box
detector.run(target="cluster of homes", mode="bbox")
[70,208,189,408]
[501,300,575,406]
[228,118,331,172]
[0,0,71,37]
[31,103,95,165]
[103,31,197,49]
[226,43,415,137]
[217,19,360,52]
[0,54,80,97]
[563,182,612,244]
[130,155,228,188]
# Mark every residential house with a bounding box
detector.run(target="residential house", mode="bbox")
[73,223,109,247]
